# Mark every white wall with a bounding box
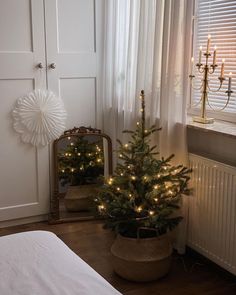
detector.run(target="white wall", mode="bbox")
[187,127,236,167]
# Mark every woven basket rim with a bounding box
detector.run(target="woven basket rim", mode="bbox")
[117,232,169,241]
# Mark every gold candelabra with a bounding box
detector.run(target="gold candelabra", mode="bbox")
[189,35,233,124]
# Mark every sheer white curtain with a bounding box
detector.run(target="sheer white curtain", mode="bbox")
[100,0,193,253]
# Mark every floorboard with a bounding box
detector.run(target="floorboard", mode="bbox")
[1,220,236,295]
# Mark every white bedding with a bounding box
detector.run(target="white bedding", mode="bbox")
[0,231,121,295]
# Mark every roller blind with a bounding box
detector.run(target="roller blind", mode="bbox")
[192,0,236,116]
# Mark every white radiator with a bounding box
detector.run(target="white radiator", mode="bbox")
[188,153,236,275]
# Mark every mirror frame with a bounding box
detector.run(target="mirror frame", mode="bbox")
[49,126,112,223]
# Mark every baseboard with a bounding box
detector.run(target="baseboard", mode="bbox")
[0,214,48,228]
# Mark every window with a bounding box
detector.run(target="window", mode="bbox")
[190,0,236,122]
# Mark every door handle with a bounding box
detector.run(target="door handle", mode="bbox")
[49,63,56,69]
[37,63,44,69]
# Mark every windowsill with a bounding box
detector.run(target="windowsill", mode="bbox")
[187,116,236,138]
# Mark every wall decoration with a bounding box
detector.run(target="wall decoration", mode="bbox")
[12,89,67,146]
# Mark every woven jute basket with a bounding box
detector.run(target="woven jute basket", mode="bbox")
[111,231,172,282]
[64,184,99,211]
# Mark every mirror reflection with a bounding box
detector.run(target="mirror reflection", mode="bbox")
[51,127,112,222]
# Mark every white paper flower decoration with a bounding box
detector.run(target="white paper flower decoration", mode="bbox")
[12,89,67,146]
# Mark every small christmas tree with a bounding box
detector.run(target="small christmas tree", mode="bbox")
[58,136,104,186]
[96,90,191,238]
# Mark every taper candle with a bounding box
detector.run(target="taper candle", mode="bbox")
[220,59,225,78]
[207,34,211,54]
[213,46,217,65]
[228,72,232,91]
[199,46,202,64]
[191,57,194,74]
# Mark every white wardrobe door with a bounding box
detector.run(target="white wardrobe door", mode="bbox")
[44,0,104,128]
[0,0,49,222]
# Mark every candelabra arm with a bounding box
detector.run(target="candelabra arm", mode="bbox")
[197,66,205,74]
[208,65,217,75]
[190,77,204,91]
[207,80,223,92]
[207,91,232,111]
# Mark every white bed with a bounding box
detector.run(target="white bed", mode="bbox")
[0,231,121,295]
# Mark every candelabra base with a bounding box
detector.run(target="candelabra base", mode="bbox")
[193,116,214,124]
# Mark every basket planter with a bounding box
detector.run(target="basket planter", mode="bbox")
[64,184,99,212]
[111,233,172,282]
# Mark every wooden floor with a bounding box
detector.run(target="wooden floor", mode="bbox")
[1,220,236,295]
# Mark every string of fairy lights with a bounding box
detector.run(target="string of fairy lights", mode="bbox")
[97,167,182,217]
[58,136,104,186]
[60,137,103,174]
[95,90,190,228]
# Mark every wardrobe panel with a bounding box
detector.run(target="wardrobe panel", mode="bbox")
[0,0,104,225]
[0,0,32,52]
[45,0,103,130]
[57,0,95,53]
[0,0,49,223]
[59,77,96,127]
[0,79,38,208]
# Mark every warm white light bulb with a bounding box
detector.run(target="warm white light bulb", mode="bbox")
[136,206,142,213]
[98,204,105,211]
[108,178,113,185]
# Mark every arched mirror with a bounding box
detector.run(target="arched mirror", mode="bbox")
[50,126,112,223]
